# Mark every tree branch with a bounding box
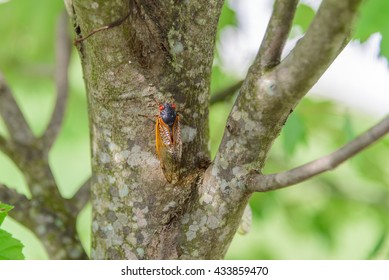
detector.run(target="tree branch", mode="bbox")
[274,0,362,97]
[0,135,14,159]
[68,177,91,214]
[0,184,34,228]
[0,74,34,145]
[253,0,299,72]
[247,116,389,192]
[41,11,71,150]
[210,80,242,105]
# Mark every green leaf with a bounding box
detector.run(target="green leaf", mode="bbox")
[342,113,355,141]
[0,203,25,260]
[282,111,307,156]
[0,229,25,260]
[217,2,237,34]
[353,0,389,61]
[292,4,315,33]
[0,203,13,226]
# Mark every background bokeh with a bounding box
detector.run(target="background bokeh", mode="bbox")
[0,0,388,259]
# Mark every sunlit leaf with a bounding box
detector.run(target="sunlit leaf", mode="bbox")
[354,0,389,61]
[292,4,315,33]
[0,229,25,260]
[0,203,13,226]
[217,1,237,38]
[0,203,25,260]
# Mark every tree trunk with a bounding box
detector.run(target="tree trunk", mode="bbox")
[68,0,364,259]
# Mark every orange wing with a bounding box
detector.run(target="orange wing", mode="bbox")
[155,115,182,183]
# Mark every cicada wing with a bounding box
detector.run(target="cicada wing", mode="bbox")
[156,117,181,183]
[172,115,182,163]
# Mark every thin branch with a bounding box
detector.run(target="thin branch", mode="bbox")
[274,0,362,97]
[210,80,243,105]
[68,177,91,214]
[0,184,33,228]
[42,11,71,150]
[74,10,130,44]
[0,74,34,145]
[0,135,14,158]
[253,0,299,73]
[247,116,389,192]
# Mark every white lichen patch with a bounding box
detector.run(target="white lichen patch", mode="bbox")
[108,175,116,184]
[127,145,158,167]
[200,193,213,204]
[171,41,184,54]
[186,230,196,241]
[211,165,219,177]
[259,78,277,96]
[91,2,99,9]
[219,157,229,170]
[220,179,230,194]
[125,249,138,260]
[92,221,99,232]
[197,92,207,104]
[114,151,127,163]
[232,166,249,178]
[195,17,206,25]
[199,216,207,227]
[244,118,257,132]
[99,152,111,164]
[118,185,129,197]
[181,213,190,224]
[231,109,241,121]
[181,125,197,143]
[192,250,199,257]
[108,142,118,152]
[112,232,124,245]
[207,216,219,229]
[218,228,229,242]
[133,208,147,228]
[136,248,144,258]
[163,201,177,212]
[142,206,149,214]
[189,225,199,234]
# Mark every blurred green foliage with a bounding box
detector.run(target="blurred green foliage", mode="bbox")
[292,4,315,33]
[0,0,388,260]
[354,0,389,61]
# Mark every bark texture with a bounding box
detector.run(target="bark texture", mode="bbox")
[71,0,223,259]
[67,0,370,259]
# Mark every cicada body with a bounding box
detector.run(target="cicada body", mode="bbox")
[155,103,182,184]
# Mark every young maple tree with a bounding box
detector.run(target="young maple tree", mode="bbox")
[1,0,388,259]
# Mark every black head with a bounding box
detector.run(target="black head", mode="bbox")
[159,103,177,127]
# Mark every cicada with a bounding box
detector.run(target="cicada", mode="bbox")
[155,103,182,184]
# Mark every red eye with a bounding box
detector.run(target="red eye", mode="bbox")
[171,103,176,110]
[159,105,164,111]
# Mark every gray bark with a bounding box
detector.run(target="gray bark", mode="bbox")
[67,0,368,259]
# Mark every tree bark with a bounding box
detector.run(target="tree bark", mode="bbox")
[71,0,223,259]
[68,0,367,259]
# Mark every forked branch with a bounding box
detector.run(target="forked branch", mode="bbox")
[0,184,33,228]
[247,116,389,192]
[254,0,299,72]
[68,177,91,213]
[0,75,34,145]
[41,11,71,150]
